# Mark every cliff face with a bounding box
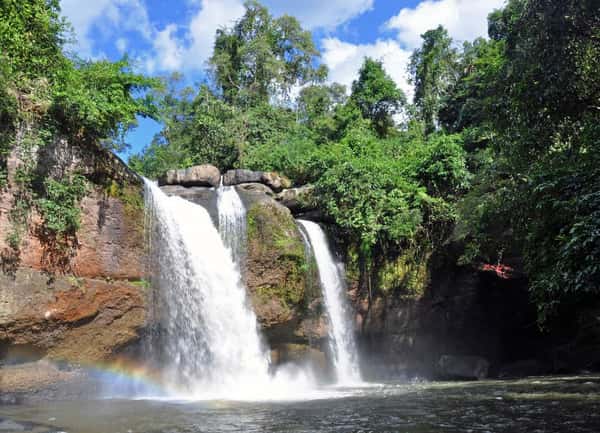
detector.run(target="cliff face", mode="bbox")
[0,137,149,365]
[347,244,600,380]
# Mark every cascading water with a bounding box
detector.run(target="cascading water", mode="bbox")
[144,180,271,398]
[216,184,246,267]
[298,220,362,385]
[144,180,316,400]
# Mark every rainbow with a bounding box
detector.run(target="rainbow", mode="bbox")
[61,356,175,398]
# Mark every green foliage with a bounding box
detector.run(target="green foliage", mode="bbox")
[409,26,459,134]
[297,83,347,142]
[0,0,68,81]
[128,0,599,325]
[52,59,158,151]
[451,0,600,324]
[349,58,406,138]
[37,174,88,237]
[210,0,324,106]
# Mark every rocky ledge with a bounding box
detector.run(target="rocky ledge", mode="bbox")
[158,164,293,193]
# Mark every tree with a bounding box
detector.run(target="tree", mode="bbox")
[209,0,324,106]
[454,0,600,324]
[296,83,346,142]
[349,58,406,138]
[409,26,458,134]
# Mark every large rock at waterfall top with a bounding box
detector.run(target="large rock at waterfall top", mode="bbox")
[159,164,221,188]
[0,135,149,367]
[223,169,291,192]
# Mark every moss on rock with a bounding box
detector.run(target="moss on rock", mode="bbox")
[245,199,319,343]
[376,247,431,300]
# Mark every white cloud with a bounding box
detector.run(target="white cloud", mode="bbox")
[321,0,505,103]
[321,38,413,99]
[184,0,246,70]
[61,0,244,72]
[61,0,151,57]
[115,38,128,54]
[149,24,184,72]
[386,0,506,49]
[263,0,373,29]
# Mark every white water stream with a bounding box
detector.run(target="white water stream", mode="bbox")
[298,220,363,385]
[143,180,317,400]
[217,185,246,267]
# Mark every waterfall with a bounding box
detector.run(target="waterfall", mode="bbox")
[144,180,316,400]
[144,180,271,398]
[298,220,362,385]
[217,184,246,267]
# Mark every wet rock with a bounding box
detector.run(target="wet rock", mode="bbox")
[159,164,221,188]
[160,185,218,224]
[0,419,27,431]
[438,355,490,380]
[261,171,291,192]
[0,134,149,371]
[244,197,322,346]
[0,269,147,363]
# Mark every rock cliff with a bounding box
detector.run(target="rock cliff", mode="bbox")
[0,137,149,366]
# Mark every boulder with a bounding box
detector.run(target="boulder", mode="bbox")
[438,355,490,380]
[223,169,263,186]
[236,182,275,197]
[276,185,315,213]
[244,197,322,345]
[159,164,221,188]
[223,169,291,192]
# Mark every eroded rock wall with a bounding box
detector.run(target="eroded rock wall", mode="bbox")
[0,137,149,366]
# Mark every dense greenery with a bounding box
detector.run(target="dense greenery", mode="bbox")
[0,0,157,269]
[131,0,599,325]
[3,0,598,326]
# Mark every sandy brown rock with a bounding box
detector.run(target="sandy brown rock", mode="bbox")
[0,269,148,363]
[0,361,84,393]
[0,136,149,367]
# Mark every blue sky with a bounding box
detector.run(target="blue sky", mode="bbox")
[59,0,505,160]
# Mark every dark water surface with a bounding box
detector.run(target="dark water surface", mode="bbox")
[1,376,600,433]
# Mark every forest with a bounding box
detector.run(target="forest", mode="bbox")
[1,0,599,329]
